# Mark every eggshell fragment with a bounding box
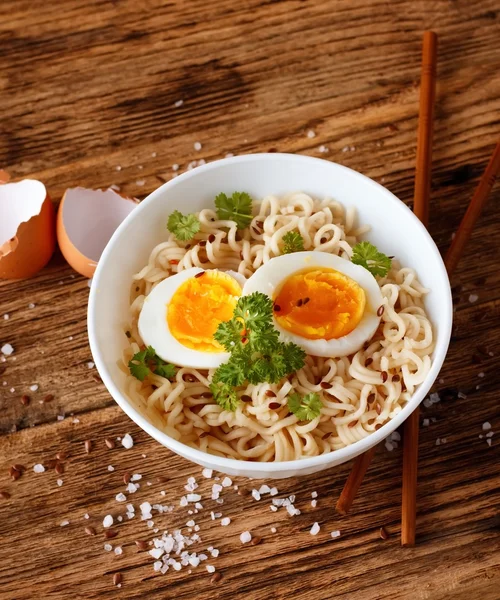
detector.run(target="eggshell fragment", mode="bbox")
[0,179,56,279]
[57,187,137,278]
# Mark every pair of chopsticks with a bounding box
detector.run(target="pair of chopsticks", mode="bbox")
[336,31,500,546]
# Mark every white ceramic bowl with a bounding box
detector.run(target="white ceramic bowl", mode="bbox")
[88,153,452,479]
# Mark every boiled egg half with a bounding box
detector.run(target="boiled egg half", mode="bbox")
[242,251,384,357]
[138,268,245,369]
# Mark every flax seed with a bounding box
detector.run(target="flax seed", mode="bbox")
[379,526,389,540]
[273,304,281,312]
[348,420,358,428]
[250,536,262,546]
[105,529,119,539]
[43,394,54,403]
[240,395,252,403]
[9,467,21,481]
[392,374,400,383]
[13,464,25,472]
[199,240,207,247]
[84,440,92,454]
[123,472,131,485]
[105,438,115,450]
[55,463,65,475]
[85,526,97,536]
[210,572,222,583]
[303,297,310,304]
[113,573,122,586]
[0,491,11,500]
[135,540,148,551]
[21,394,30,406]
[56,452,67,461]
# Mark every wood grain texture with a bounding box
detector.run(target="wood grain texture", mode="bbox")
[0,0,499,598]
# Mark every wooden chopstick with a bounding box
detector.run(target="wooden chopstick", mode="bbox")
[401,30,438,547]
[444,141,500,274]
[336,138,500,522]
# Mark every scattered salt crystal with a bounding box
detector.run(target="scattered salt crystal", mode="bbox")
[342,145,350,152]
[307,130,316,138]
[172,164,179,171]
[57,479,63,487]
[57,415,65,421]
[486,432,494,438]
[84,513,90,519]
[135,180,146,187]
[221,517,231,526]
[478,372,485,378]
[33,464,45,473]
[487,439,492,447]
[482,422,492,431]
[147,520,154,528]
[252,489,261,501]
[311,500,317,508]
[126,512,134,519]
[458,391,467,400]
[202,468,213,478]
[174,99,183,107]
[258,484,271,495]
[103,515,113,528]
[1,343,14,356]
[390,431,401,442]
[104,543,113,552]
[10,388,15,393]
[311,491,318,499]
[87,362,94,369]
[131,473,142,481]
[271,527,277,533]
[117,516,123,522]
[270,505,278,512]
[30,384,39,392]
[331,530,341,538]
[310,522,320,535]
[149,548,164,559]
[435,438,441,446]
[114,546,123,555]
[194,141,202,151]
[28,303,35,309]
[318,145,328,153]
[221,476,232,487]
[441,438,447,443]
[430,392,440,404]
[115,165,122,171]
[151,152,157,158]
[121,434,134,449]
[270,487,278,496]
[422,418,430,427]
[153,561,162,572]
[186,494,201,503]
[186,520,195,527]
[108,465,115,472]
[140,502,152,519]
[3,314,8,320]
[469,294,478,303]
[126,482,139,493]
[180,496,188,507]
[195,502,203,509]
[116,493,127,502]
[60,520,69,527]
[206,565,215,573]
[385,440,394,452]
[211,549,219,558]
[240,531,252,544]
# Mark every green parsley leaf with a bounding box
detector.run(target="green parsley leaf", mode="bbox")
[210,381,240,412]
[214,192,253,229]
[128,345,177,381]
[351,241,391,277]
[210,292,306,410]
[167,210,201,241]
[282,231,304,254]
[287,392,322,421]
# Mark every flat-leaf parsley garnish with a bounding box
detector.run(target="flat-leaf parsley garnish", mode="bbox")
[351,241,391,277]
[128,346,177,381]
[210,292,306,411]
[287,392,322,421]
[214,191,253,229]
[167,210,201,241]
[282,231,305,254]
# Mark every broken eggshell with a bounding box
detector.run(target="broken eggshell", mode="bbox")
[0,179,56,279]
[57,187,138,279]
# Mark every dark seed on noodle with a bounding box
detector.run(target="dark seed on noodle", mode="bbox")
[208,234,216,243]
[320,237,328,244]
[381,371,388,383]
[348,420,358,428]
[195,272,205,278]
[365,358,373,366]
[376,404,382,415]
[135,286,140,292]
[200,392,213,398]
[269,402,281,410]
[273,304,281,312]
[9,467,20,481]
[125,331,131,338]
[199,240,207,247]
[303,297,310,304]
[392,374,400,383]
[320,382,332,389]
[377,305,385,317]
[367,393,376,404]
[240,395,252,403]
[297,299,303,307]
[185,244,191,250]
[265,390,276,397]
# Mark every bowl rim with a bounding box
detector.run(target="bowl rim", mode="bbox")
[88,152,453,474]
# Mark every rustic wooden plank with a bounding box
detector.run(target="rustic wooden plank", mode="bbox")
[0,0,499,598]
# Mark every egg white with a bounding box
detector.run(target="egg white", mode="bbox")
[138,267,244,369]
[242,251,383,357]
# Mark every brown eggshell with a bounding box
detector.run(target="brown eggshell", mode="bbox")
[57,187,138,279]
[0,179,56,279]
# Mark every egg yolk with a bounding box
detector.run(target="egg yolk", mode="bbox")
[273,268,366,340]
[167,271,241,352]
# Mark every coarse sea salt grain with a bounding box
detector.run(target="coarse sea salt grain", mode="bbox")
[271,527,277,533]
[311,500,317,508]
[3,314,8,320]
[60,520,69,527]
[206,565,215,573]
[174,99,183,107]
[221,476,232,487]
[307,130,316,138]
[33,464,45,473]
[1,343,14,356]
[121,433,134,449]
[87,362,94,369]
[311,491,318,499]
[57,479,63,487]
[221,517,231,526]
[108,465,115,472]
[469,294,478,303]
[240,531,252,544]
[252,489,261,501]
[331,530,341,538]
[116,493,127,502]
[310,522,320,535]
[103,515,114,528]
[84,513,90,519]
[422,418,430,427]
[30,384,39,392]
[194,141,202,151]
[104,543,113,552]
[114,546,123,555]
[482,422,492,431]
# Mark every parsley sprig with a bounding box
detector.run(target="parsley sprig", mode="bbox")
[210,292,306,411]
[128,346,177,381]
[167,210,201,241]
[287,392,322,421]
[214,192,253,229]
[282,231,305,254]
[351,241,391,277]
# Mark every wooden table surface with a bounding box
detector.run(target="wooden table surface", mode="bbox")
[1,1,499,599]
